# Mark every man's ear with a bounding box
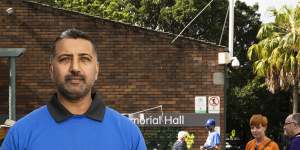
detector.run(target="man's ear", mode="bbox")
[49,63,54,81]
[95,62,99,80]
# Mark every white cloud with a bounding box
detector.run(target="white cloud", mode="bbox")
[238,0,298,23]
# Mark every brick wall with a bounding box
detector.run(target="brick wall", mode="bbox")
[0,0,225,149]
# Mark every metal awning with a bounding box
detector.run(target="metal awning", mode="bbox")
[0,48,25,57]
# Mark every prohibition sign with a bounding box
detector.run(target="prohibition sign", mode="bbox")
[208,96,220,106]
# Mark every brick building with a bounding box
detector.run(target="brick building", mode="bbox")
[0,0,225,149]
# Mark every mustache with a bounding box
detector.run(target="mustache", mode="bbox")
[65,74,85,81]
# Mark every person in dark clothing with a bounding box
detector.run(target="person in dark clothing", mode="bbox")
[172,131,188,150]
[284,113,300,150]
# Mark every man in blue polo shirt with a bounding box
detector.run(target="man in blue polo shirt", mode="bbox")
[200,119,221,150]
[1,29,147,150]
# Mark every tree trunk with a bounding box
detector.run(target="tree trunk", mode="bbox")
[293,84,298,113]
[293,63,299,113]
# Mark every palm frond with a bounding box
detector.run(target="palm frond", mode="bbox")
[257,24,275,39]
[250,6,300,96]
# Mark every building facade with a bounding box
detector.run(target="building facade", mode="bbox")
[0,0,225,149]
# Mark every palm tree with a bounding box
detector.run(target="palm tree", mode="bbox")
[247,6,300,113]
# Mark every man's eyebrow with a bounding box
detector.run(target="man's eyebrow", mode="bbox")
[56,53,73,58]
[79,53,92,57]
[55,53,93,57]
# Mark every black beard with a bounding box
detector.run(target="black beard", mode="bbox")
[57,83,91,102]
[56,75,93,102]
[54,73,95,102]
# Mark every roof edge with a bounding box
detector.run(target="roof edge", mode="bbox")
[22,0,226,48]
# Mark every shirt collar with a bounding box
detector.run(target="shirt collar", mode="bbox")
[294,132,300,138]
[47,92,106,123]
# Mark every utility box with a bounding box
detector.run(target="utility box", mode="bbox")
[218,52,231,65]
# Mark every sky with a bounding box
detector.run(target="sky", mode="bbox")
[239,0,298,23]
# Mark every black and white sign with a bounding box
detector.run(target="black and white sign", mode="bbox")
[208,96,220,114]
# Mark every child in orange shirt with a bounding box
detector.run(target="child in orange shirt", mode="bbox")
[245,114,279,150]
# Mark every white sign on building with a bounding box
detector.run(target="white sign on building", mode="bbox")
[208,96,220,114]
[195,96,207,114]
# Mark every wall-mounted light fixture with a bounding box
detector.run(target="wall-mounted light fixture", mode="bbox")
[6,8,15,15]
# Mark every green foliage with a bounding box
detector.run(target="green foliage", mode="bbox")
[227,77,290,147]
[247,6,300,112]
[101,0,137,23]
[185,133,195,150]
[141,127,181,150]
[29,0,261,47]
[158,0,198,33]
[232,78,265,99]
[248,7,300,89]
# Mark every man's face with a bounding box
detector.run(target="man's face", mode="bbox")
[50,38,99,101]
[206,125,214,131]
[284,115,296,137]
[250,124,266,139]
[182,136,186,141]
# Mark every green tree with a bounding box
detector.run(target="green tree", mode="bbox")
[31,0,260,45]
[248,6,300,113]
[227,77,289,149]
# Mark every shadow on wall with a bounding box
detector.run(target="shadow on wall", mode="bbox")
[16,83,43,116]
[0,58,9,115]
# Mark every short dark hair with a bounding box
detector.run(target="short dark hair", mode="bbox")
[51,28,97,59]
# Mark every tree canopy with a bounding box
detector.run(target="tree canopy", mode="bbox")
[31,0,260,47]
[248,6,300,113]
